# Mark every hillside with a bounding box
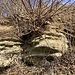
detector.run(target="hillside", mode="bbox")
[0,2,75,75]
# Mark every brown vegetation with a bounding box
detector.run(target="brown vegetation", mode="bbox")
[0,0,75,75]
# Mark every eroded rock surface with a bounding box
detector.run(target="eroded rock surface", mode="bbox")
[0,19,68,67]
[25,23,68,61]
[0,38,23,67]
[32,32,68,53]
[22,23,68,66]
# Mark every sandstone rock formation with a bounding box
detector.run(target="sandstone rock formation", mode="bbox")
[0,19,23,67]
[0,18,68,67]
[26,23,68,58]
[22,23,68,66]
[0,38,23,67]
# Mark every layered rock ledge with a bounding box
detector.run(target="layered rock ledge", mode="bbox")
[0,37,23,67]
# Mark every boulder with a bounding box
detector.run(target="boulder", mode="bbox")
[28,24,68,57]
[32,31,68,53]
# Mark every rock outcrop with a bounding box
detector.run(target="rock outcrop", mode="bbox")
[22,23,68,66]
[0,38,23,67]
[0,19,68,67]
[25,23,68,59]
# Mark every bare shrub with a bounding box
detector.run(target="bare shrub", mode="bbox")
[0,0,75,37]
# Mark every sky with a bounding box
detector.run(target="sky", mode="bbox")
[70,0,75,3]
[64,0,75,3]
[59,0,75,5]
